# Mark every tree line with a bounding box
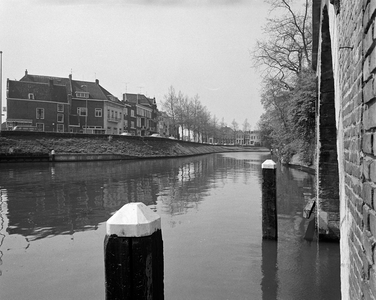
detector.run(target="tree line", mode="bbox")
[252,0,316,165]
[161,86,252,144]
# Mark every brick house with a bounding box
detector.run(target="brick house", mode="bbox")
[313,0,376,298]
[6,78,69,132]
[122,93,159,136]
[7,70,129,134]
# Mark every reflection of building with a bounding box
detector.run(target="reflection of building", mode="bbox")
[1,152,267,242]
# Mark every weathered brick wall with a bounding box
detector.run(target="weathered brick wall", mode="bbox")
[360,0,376,299]
[314,0,376,298]
[336,0,376,298]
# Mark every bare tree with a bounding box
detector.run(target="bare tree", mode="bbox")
[253,0,316,164]
[242,118,250,132]
[162,86,178,136]
[252,0,312,89]
[231,119,238,144]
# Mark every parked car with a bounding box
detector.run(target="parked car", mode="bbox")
[12,125,38,131]
[150,133,163,138]
[121,132,132,136]
[168,136,176,140]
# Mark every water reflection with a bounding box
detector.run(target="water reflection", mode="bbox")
[259,163,341,300]
[0,153,340,300]
[261,240,278,300]
[0,153,267,241]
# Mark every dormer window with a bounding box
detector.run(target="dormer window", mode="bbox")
[75,92,89,98]
[28,93,35,100]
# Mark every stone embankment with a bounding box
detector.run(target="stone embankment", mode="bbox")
[0,131,268,162]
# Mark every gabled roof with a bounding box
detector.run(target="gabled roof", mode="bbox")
[71,80,110,100]
[8,80,68,103]
[21,73,72,94]
[124,93,156,107]
[20,70,119,102]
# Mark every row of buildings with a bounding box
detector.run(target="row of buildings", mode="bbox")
[2,70,261,145]
[208,127,261,146]
[4,70,174,137]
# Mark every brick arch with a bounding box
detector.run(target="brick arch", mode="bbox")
[316,5,340,241]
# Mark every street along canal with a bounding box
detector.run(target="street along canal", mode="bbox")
[0,152,340,299]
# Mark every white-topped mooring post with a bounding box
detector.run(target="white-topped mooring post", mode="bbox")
[261,159,277,240]
[104,202,164,300]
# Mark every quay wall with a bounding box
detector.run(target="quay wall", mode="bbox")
[0,131,268,162]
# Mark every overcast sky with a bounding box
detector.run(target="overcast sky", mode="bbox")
[0,0,270,129]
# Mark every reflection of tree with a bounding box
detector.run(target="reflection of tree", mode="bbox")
[158,159,209,216]
[159,153,269,218]
[1,152,268,241]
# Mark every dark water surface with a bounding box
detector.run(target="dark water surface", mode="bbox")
[0,152,340,299]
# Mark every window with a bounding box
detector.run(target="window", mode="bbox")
[131,110,135,117]
[137,117,141,127]
[57,104,64,112]
[75,92,89,98]
[28,93,35,100]
[115,111,118,119]
[111,110,114,118]
[131,121,135,128]
[125,108,128,116]
[107,109,110,118]
[77,107,87,116]
[95,108,102,117]
[36,108,44,119]
[57,113,64,123]
[36,123,44,131]
[57,124,64,132]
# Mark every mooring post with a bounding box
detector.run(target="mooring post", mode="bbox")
[104,202,164,300]
[261,159,277,240]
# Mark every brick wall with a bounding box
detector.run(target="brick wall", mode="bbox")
[326,0,376,298]
[359,1,376,298]
[314,0,376,298]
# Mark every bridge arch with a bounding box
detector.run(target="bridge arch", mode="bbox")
[316,5,340,241]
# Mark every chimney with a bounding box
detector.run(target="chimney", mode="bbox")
[95,79,99,85]
[69,74,72,80]
[25,69,28,76]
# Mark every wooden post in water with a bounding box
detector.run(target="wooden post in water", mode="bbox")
[104,202,164,300]
[261,159,277,240]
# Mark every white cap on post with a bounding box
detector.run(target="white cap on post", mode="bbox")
[106,202,161,237]
[262,159,276,169]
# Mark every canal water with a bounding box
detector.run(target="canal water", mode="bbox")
[0,152,340,299]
